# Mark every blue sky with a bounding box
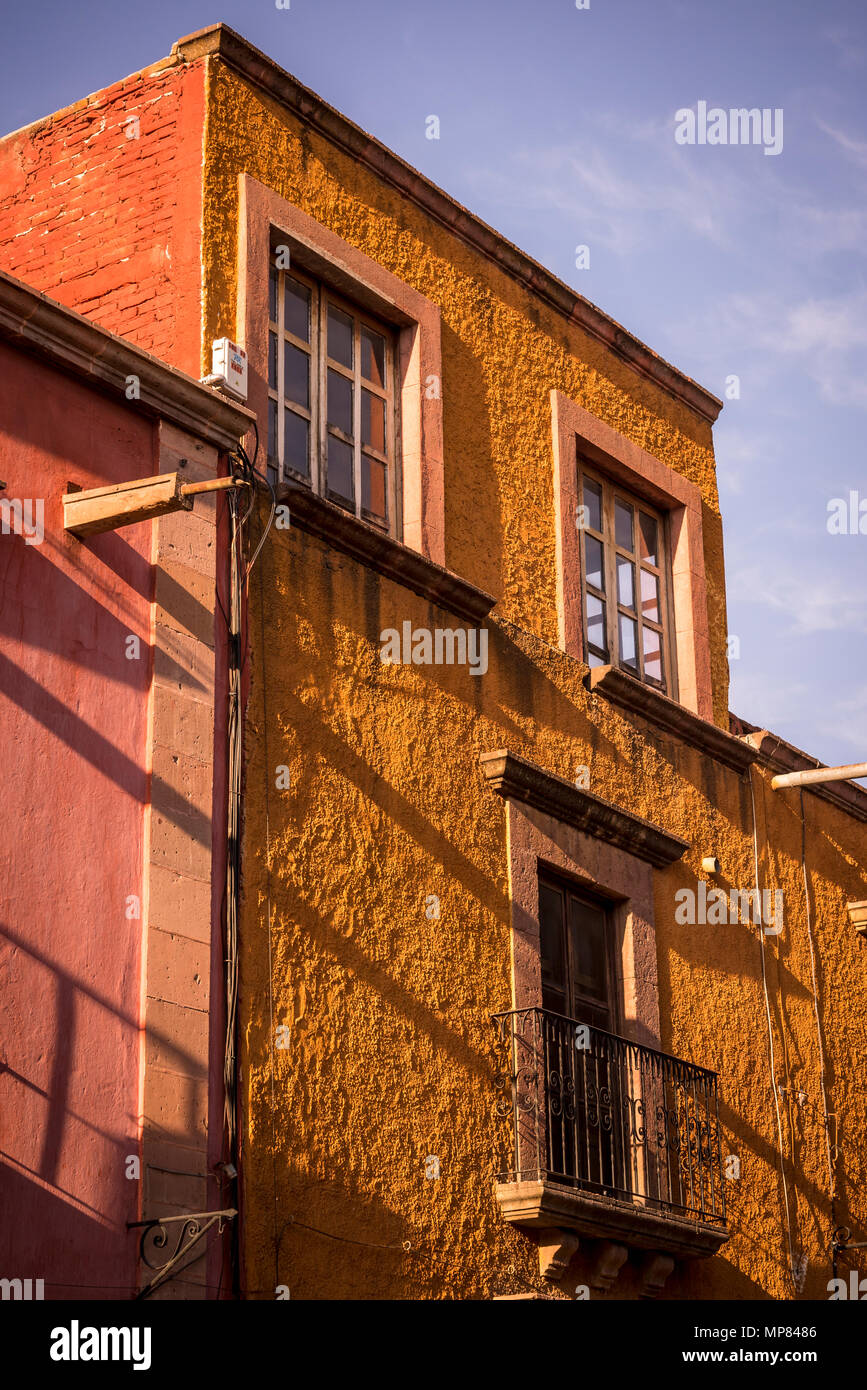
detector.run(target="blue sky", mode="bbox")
[2,0,865,772]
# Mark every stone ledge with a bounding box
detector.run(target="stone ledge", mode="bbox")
[278,482,497,624]
[587,665,760,773]
[480,748,689,868]
[496,1178,728,1261]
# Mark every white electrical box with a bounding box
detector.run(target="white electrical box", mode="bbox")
[211,338,248,400]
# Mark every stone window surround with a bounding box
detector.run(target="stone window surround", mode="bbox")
[238,174,445,564]
[551,389,714,722]
[501,794,663,1051]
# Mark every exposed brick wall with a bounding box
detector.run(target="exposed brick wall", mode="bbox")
[0,56,205,378]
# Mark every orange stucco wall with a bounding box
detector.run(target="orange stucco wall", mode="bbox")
[197,56,866,1301]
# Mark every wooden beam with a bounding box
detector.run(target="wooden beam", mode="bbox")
[63,473,248,537]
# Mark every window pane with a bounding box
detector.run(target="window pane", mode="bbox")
[586,593,607,654]
[643,626,663,683]
[361,390,386,453]
[583,476,602,532]
[268,264,278,322]
[284,276,310,342]
[284,343,309,409]
[328,368,353,436]
[568,897,609,1004]
[588,650,607,669]
[361,326,386,388]
[267,397,277,462]
[362,454,388,520]
[539,883,566,1000]
[615,499,634,552]
[640,568,660,623]
[268,332,278,390]
[284,409,309,478]
[327,435,354,501]
[328,304,353,367]
[616,557,634,609]
[618,613,638,671]
[584,534,604,590]
[639,511,658,567]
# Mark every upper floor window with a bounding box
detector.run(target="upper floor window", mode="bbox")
[578,461,673,693]
[267,262,398,532]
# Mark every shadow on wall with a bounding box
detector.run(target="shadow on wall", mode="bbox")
[439,321,502,600]
[0,922,211,1296]
[0,1160,138,1301]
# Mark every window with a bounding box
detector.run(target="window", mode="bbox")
[577,460,673,692]
[267,261,398,531]
[538,875,618,1032]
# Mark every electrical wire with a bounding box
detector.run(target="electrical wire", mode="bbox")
[254,500,281,1296]
[221,432,277,1296]
[798,788,838,1255]
[748,765,797,1289]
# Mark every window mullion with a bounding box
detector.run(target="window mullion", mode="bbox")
[277,268,284,484]
[354,318,362,517]
[319,292,327,497]
[603,486,617,664]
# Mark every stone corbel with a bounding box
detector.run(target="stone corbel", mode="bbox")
[589,1240,629,1291]
[638,1251,676,1299]
[538,1227,581,1280]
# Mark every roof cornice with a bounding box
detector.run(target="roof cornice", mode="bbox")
[0,270,255,452]
[173,24,723,426]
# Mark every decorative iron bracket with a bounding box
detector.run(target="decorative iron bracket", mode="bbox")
[833,1227,867,1257]
[128,1209,237,1299]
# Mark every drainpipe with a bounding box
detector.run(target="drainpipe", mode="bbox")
[771,762,867,790]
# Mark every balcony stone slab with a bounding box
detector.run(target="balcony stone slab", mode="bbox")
[496,1177,729,1263]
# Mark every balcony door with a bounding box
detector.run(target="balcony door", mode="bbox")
[538,875,625,1194]
[539,877,617,1030]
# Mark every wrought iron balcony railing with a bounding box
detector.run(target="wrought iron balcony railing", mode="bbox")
[493,1008,727,1229]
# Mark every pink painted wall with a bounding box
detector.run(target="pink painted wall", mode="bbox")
[0,341,156,1298]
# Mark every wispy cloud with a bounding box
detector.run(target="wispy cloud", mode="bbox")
[727,552,867,636]
[467,135,744,255]
[823,26,866,72]
[817,118,867,170]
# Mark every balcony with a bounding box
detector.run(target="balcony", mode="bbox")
[492,1008,730,1293]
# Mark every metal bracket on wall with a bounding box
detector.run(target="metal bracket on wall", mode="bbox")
[128,1209,237,1299]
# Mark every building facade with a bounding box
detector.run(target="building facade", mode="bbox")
[1,24,865,1301]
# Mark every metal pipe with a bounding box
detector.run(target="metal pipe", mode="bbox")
[179,476,249,498]
[771,762,867,790]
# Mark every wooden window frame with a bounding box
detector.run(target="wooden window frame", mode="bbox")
[577,459,677,696]
[267,260,400,534]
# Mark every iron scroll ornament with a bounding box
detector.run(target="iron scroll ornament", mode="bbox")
[127,1209,237,1299]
